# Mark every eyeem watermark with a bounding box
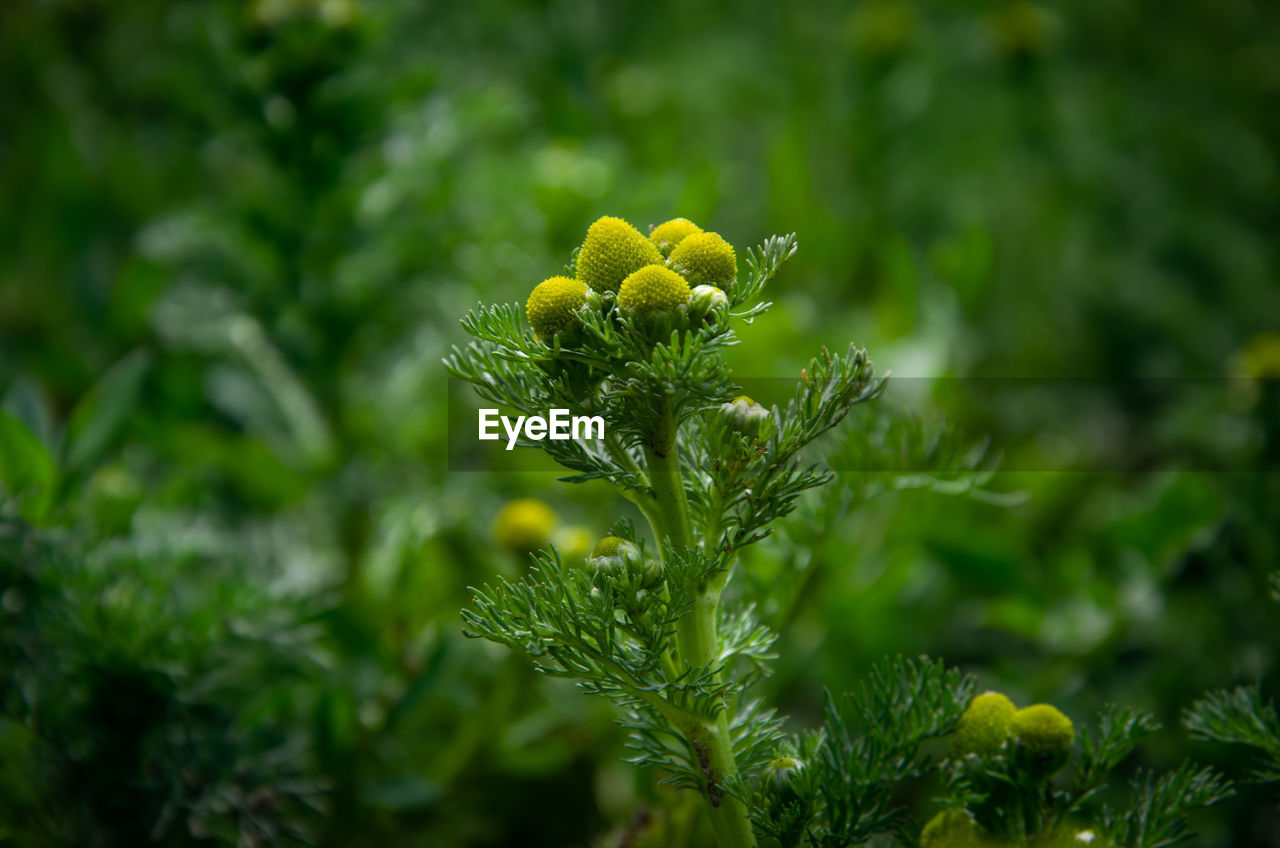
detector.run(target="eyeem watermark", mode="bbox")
[449,377,1277,471]
[478,408,606,451]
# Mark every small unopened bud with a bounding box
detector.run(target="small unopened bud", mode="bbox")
[588,536,644,591]
[634,557,663,590]
[763,756,804,790]
[720,395,771,440]
[687,284,728,325]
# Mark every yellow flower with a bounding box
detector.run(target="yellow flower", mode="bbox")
[952,691,1016,758]
[576,216,662,294]
[617,264,690,320]
[526,276,588,343]
[669,231,737,290]
[649,217,703,257]
[493,498,556,555]
[1236,332,1280,379]
[921,809,982,848]
[1011,704,1074,755]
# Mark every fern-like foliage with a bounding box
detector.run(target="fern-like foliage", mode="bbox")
[1185,686,1280,783]
[1101,764,1235,848]
[747,656,975,847]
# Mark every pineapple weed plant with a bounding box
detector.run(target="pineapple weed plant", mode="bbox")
[445,216,1237,848]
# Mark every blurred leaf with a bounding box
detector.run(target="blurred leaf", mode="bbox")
[359,775,442,811]
[0,411,56,520]
[64,348,151,476]
[1,376,56,448]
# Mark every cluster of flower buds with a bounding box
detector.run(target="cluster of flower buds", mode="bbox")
[927,691,1082,846]
[524,215,737,346]
[951,690,1075,775]
[586,535,664,623]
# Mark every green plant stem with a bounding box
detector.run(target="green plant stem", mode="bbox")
[644,393,756,848]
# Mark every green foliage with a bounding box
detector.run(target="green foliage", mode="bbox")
[931,699,1228,848]
[0,512,326,846]
[1184,687,1280,783]
[1100,765,1234,848]
[808,657,974,846]
[2,0,1277,844]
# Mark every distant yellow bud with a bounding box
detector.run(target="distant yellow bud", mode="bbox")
[921,809,982,848]
[952,691,1016,758]
[493,498,556,555]
[669,231,737,290]
[1011,704,1074,755]
[617,264,690,320]
[649,217,703,256]
[526,276,588,343]
[554,525,594,561]
[576,216,662,294]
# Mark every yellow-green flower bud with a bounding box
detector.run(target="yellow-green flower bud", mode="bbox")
[576,215,662,294]
[590,535,635,560]
[649,217,702,256]
[921,809,982,848]
[669,231,737,290]
[526,276,588,343]
[952,691,1016,758]
[588,535,640,585]
[763,756,804,790]
[688,284,728,325]
[617,264,690,320]
[1011,704,1074,755]
[720,395,771,440]
[493,498,556,555]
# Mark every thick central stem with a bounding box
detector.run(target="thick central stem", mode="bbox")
[643,394,756,848]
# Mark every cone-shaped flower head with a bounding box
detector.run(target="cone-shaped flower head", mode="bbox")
[649,217,703,256]
[1011,704,1074,755]
[921,809,982,848]
[590,535,637,560]
[669,231,737,290]
[493,498,556,555]
[952,691,1016,758]
[617,264,690,320]
[526,276,588,343]
[576,215,662,294]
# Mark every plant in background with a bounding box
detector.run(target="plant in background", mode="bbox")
[1183,571,1280,799]
[445,216,1231,848]
[928,696,1232,848]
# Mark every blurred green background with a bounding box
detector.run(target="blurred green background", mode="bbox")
[1,0,1278,845]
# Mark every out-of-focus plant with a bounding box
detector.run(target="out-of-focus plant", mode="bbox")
[1183,572,1280,798]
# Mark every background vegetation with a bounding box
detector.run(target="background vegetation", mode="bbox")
[1,0,1277,845]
